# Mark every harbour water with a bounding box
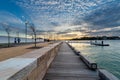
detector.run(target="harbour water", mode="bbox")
[0,36,34,43]
[69,40,120,79]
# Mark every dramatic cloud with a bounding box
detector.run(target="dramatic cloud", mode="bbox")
[0,11,24,26]
[83,1,120,29]
[15,0,104,30]
[73,0,120,36]
[2,0,119,38]
[0,11,25,33]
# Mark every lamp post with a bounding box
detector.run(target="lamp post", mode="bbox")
[17,32,19,38]
[25,21,29,43]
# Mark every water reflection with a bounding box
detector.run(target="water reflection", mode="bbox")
[69,40,120,79]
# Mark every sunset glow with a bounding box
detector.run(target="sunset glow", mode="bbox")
[0,0,120,39]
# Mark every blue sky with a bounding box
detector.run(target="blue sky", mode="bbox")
[0,0,120,38]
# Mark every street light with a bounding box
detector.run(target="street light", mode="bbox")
[25,21,29,43]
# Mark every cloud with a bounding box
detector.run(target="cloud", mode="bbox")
[15,0,104,28]
[72,1,120,36]
[13,0,120,37]
[0,11,24,28]
[50,22,60,26]
[0,11,30,36]
[83,1,120,28]
[61,34,77,37]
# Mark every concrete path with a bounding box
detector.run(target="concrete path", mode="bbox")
[44,42,99,80]
[0,42,50,61]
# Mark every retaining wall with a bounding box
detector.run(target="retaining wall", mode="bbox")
[0,42,62,80]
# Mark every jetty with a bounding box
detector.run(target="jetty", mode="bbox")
[0,42,119,80]
[44,42,98,80]
[90,41,110,46]
[91,42,109,46]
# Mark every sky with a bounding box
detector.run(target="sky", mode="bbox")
[0,0,120,39]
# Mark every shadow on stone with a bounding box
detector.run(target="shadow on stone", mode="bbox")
[27,46,42,49]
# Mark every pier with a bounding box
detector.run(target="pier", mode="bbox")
[90,42,109,46]
[90,41,110,46]
[0,42,119,80]
[44,42,98,80]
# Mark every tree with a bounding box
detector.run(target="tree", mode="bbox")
[29,23,37,47]
[25,21,29,43]
[1,23,11,47]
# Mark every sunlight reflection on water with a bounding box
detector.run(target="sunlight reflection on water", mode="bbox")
[70,40,120,79]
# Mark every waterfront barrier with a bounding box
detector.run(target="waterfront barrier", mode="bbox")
[67,43,97,70]
[67,42,119,80]
[79,53,97,70]
[0,42,62,80]
[98,69,119,80]
[67,43,80,56]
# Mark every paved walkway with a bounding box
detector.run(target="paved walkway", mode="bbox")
[0,42,50,61]
[44,42,98,80]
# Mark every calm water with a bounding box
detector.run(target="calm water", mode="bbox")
[0,36,34,43]
[69,40,120,79]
